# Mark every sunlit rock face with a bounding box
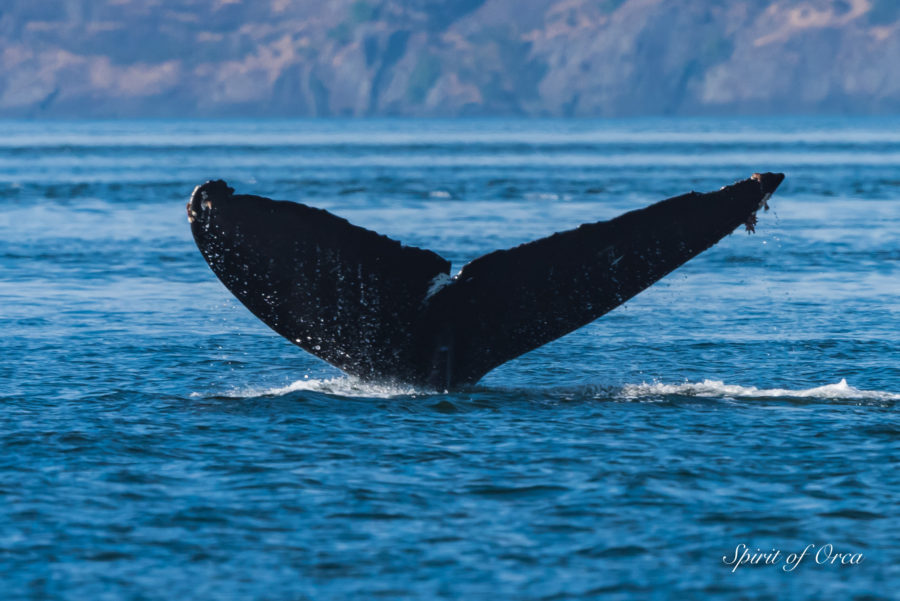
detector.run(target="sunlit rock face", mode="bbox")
[1,0,898,117]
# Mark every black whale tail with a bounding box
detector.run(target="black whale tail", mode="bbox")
[188,173,784,389]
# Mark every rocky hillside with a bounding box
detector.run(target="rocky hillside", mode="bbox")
[1,0,899,117]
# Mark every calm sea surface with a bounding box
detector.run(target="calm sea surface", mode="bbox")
[1,118,898,599]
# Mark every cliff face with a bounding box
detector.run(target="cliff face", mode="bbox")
[2,0,898,117]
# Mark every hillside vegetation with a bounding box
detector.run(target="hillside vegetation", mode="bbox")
[2,0,898,117]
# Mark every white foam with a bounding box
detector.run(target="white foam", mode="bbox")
[208,377,898,403]
[619,378,900,401]
[229,376,430,399]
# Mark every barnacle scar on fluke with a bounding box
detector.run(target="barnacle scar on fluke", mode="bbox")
[743,172,779,233]
[188,173,785,389]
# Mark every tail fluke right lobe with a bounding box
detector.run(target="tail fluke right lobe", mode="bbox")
[426,173,785,386]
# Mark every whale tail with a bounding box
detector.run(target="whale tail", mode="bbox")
[188,173,784,389]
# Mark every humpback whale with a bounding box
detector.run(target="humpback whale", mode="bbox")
[188,172,784,389]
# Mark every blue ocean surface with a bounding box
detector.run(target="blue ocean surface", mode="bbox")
[1,117,898,600]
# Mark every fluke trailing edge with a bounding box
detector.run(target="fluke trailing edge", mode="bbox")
[188,173,784,389]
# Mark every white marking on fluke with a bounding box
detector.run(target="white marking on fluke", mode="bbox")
[426,273,452,300]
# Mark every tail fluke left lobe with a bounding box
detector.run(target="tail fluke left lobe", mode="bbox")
[188,180,450,382]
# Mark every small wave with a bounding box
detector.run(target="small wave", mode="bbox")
[619,379,900,401]
[198,377,898,403]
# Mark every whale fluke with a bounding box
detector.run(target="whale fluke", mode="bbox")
[188,173,784,389]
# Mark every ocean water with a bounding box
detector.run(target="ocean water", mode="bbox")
[1,117,898,599]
